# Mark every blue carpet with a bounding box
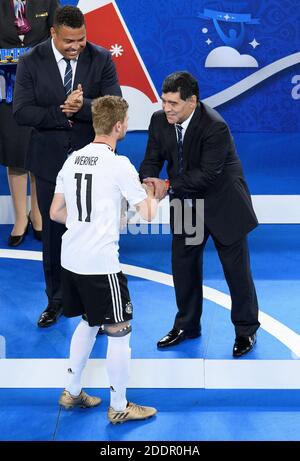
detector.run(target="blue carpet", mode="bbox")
[1,389,300,441]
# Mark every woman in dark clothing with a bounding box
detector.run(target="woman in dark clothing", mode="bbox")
[0,0,60,246]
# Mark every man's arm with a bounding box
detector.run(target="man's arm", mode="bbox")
[73,52,122,122]
[139,114,165,180]
[139,113,167,199]
[118,158,158,222]
[13,57,70,129]
[100,52,122,96]
[135,183,158,222]
[50,192,67,225]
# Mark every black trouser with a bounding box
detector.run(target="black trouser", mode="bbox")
[172,226,260,337]
[36,176,66,306]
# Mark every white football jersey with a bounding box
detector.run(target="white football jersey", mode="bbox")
[55,143,147,274]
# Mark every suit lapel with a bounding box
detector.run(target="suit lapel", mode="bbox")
[73,46,91,92]
[183,103,202,168]
[167,121,179,171]
[42,42,91,101]
[43,40,66,102]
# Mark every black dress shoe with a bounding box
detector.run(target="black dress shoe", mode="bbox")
[233,333,257,357]
[157,328,201,348]
[32,227,42,241]
[28,212,42,241]
[8,217,30,247]
[37,304,63,328]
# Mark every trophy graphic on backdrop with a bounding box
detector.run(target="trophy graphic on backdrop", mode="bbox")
[198,9,260,68]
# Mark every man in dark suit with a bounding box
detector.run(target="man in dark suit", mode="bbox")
[13,5,122,328]
[139,71,260,357]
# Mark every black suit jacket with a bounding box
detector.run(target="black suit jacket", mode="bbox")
[13,39,121,182]
[0,0,59,48]
[139,103,258,245]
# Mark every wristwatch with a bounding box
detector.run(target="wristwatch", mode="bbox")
[165,179,174,196]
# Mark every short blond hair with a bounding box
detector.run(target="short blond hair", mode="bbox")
[91,96,129,135]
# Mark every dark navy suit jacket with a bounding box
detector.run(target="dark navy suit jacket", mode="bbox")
[13,38,121,182]
[140,103,258,245]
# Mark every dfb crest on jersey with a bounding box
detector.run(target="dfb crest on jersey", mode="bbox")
[125,301,133,314]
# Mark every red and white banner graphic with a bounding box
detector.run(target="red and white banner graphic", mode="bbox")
[78,0,161,130]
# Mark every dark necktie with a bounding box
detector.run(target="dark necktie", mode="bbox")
[63,58,72,96]
[175,124,184,173]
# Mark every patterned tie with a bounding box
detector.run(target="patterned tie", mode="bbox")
[175,124,184,173]
[63,58,73,96]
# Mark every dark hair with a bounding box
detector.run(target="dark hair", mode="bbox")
[53,6,85,29]
[162,71,200,101]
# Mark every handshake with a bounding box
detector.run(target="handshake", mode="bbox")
[60,83,83,118]
[143,178,169,201]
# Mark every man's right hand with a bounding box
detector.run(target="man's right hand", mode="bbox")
[60,84,84,117]
[143,177,168,200]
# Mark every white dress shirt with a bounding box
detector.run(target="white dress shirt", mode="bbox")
[175,109,195,141]
[51,39,78,90]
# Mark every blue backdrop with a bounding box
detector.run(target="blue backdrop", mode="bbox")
[63,0,300,133]
[1,1,299,199]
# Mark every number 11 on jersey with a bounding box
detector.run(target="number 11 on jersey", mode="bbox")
[74,173,92,222]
